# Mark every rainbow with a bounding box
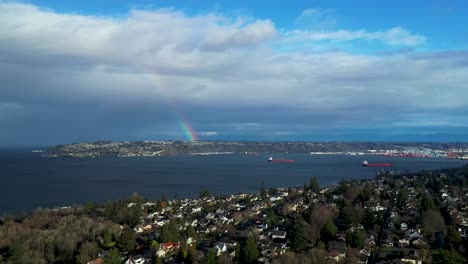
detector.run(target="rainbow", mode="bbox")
[178,117,198,142]
[145,71,198,142]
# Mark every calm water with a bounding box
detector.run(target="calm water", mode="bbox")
[1,149,466,215]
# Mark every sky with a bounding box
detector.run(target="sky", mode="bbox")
[1,0,467,146]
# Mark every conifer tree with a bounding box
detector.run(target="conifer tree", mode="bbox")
[117,226,136,252]
[291,217,309,252]
[242,234,259,263]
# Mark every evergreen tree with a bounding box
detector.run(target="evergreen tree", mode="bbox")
[346,230,364,249]
[160,224,173,242]
[151,255,163,264]
[242,234,259,263]
[309,176,319,192]
[199,189,211,198]
[320,219,337,242]
[340,204,360,226]
[260,180,266,198]
[431,249,465,264]
[187,245,198,264]
[169,221,180,241]
[446,225,461,245]
[202,249,217,264]
[266,210,278,225]
[187,225,197,239]
[217,252,234,264]
[291,217,309,252]
[421,193,435,211]
[127,205,143,227]
[103,229,114,248]
[103,249,122,264]
[397,188,408,207]
[117,226,136,252]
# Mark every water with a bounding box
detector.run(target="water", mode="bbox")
[1,149,466,215]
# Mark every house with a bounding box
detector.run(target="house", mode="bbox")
[218,215,234,224]
[359,249,371,264]
[218,237,238,248]
[270,230,287,239]
[412,238,429,249]
[365,235,376,247]
[401,256,422,264]
[213,242,228,256]
[196,226,209,234]
[383,237,396,247]
[192,207,202,213]
[400,222,408,231]
[86,258,103,264]
[125,255,148,264]
[398,238,410,247]
[206,212,215,220]
[327,242,347,262]
[373,205,386,211]
[157,242,180,257]
[406,229,422,240]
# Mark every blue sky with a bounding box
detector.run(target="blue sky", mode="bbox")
[0,0,467,145]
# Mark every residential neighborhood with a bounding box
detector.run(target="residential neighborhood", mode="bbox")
[83,166,468,263]
[1,166,467,263]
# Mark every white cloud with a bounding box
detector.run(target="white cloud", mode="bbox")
[199,131,218,137]
[285,27,426,46]
[295,8,337,30]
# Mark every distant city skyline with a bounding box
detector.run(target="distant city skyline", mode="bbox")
[1,0,467,146]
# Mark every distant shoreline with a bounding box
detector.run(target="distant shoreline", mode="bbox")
[44,140,468,158]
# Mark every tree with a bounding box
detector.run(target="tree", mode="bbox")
[217,252,234,264]
[422,210,446,238]
[187,245,198,264]
[431,249,465,264]
[291,217,309,252]
[320,219,337,243]
[199,189,211,198]
[446,225,461,245]
[307,203,334,243]
[103,248,122,264]
[169,221,180,241]
[242,234,259,263]
[260,180,267,198]
[127,205,143,227]
[420,193,435,211]
[266,210,278,225]
[397,188,408,207]
[187,225,197,239]
[309,176,319,192]
[103,229,115,248]
[151,255,163,264]
[76,241,99,264]
[346,230,364,249]
[160,224,173,242]
[339,204,360,227]
[117,226,136,252]
[202,249,217,264]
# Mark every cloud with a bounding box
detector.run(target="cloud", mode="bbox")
[285,27,426,46]
[199,131,218,137]
[295,8,337,30]
[0,2,466,145]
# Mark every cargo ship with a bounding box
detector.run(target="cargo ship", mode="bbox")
[362,160,392,167]
[268,157,295,163]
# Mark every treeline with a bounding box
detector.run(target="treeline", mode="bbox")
[0,195,150,263]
